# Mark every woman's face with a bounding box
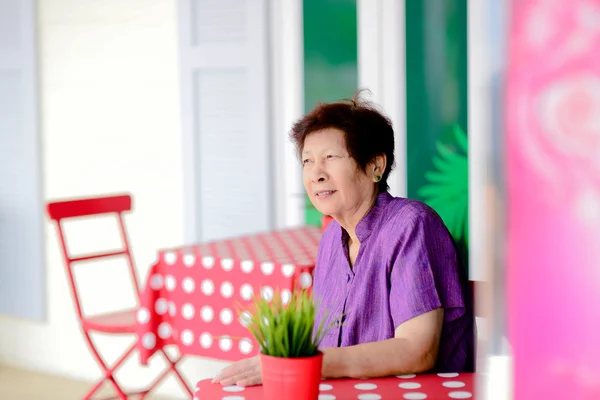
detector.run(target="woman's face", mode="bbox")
[302,128,377,221]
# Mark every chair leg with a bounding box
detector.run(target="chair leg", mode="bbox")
[80,332,192,399]
[161,348,192,397]
[82,332,137,400]
[142,347,192,399]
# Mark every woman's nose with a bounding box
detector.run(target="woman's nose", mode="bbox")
[311,167,327,183]
[311,168,327,182]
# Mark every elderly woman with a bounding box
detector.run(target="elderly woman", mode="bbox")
[213,96,474,386]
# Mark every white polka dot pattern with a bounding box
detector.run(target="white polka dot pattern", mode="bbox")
[219,336,233,352]
[158,322,172,339]
[281,289,292,304]
[443,381,466,388]
[142,333,155,349]
[168,301,176,317]
[220,281,234,298]
[150,274,163,290]
[239,338,253,354]
[201,279,215,296]
[136,307,150,324]
[403,393,427,400]
[240,284,253,300]
[282,264,295,277]
[438,373,459,378]
[239,311,252,327]
[182,303,195,320]
[182,277,195,293]
[300,272,313,288]
[398,382,421,389]
[222,386,245,392]
[261,286,274,301]
[164,252,176,264]
[319,394,336,400]
[354,383,377,390]
[180,330,193,346]
[397,374,416,379]
[319,384,333,391]
[165,275,176,291]
[318,395,336,400]
[358,395,382,400]
[260,262,274,275]
[448,392,472,399]
[241,260,254,273]
[155,298,167,315]
[201,306,214,322]
[221,258,234,271]
[202,256,214,268]
[183,253,195,266]
[220,308,233,325]
[199,332,213,349]
[221,396,245,400]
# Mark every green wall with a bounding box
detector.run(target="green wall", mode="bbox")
[303,0,358,226]
[405,0,470,270]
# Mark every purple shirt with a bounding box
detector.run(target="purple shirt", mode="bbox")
[313,192,474,372]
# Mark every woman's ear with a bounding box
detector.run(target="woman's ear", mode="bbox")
[371,154,387,180]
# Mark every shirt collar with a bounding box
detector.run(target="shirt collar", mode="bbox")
[339,191,393,244]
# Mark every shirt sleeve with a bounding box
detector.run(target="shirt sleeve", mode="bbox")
[388,208,465,329]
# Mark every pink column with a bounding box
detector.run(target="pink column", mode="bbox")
[506,0,600,398]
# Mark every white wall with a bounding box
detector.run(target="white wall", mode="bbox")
[0,0,45,321]
[178,0,276,243]
[357,0,406,198]
[0,0,227,397]
[269,0,305,230]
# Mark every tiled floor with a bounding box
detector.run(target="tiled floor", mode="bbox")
[0,365,173,399]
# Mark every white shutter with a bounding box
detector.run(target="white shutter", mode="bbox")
[178,0,273,242]
[0,0,45,320]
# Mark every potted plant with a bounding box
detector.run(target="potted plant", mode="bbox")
[238,288,336,400]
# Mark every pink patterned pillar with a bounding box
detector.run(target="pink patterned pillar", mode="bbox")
[506,0,600,399]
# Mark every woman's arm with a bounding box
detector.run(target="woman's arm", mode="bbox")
[213,289,444,386]
[322,308,444,378]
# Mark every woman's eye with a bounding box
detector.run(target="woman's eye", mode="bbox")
[302,159,311,165]
[326,155,336,159]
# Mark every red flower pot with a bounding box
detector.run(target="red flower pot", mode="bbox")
[260,352,323,400]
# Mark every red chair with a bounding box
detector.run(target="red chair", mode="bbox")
[46,193,191,399]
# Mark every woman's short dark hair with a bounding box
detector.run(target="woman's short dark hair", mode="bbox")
[290,91,395,193]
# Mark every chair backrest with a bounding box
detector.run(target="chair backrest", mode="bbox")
[47,194,132,220]
[46,193,140,320]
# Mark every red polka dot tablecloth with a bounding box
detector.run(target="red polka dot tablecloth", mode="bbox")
[136,226,322,364]
[194,373,476,399]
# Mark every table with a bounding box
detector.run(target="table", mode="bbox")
[194,373,476,399]
[136,226,322,364]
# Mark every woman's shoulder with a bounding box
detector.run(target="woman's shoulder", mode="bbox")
[382,195,443,226]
